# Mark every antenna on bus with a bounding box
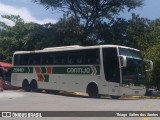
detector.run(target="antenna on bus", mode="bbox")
[43,45,83,50]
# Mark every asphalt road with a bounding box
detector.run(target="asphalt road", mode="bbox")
[0,90,160,120]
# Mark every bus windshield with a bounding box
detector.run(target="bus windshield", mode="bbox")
[119,48,142,59]
[119,48,145,85]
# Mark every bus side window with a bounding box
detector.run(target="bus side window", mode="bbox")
[41,55,47,65]
[61,55,68,65]
[77,57,83,64]
[83,49,100,65]
[68,55,83,65]
[68,56,75,65]
[53,56,58,65]
[14,54,21,65]
[31,55,41,65]
[61,58,66,65]
[28,54,34,65]
[46,56,52,65]
[21,54,29,65]
[85,54,99,64]
[68,58,72,65]
[41,54,52,65]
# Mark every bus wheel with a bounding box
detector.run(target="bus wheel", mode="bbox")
[22,80,31,92]
[110,95,121,99]
[87,83,100,98]
[30,80,38,92]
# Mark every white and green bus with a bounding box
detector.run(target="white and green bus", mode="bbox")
[11,45,153,99]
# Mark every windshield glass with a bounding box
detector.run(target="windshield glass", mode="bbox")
[119,48,142,59]
[119,48,145,85]
[122,58,145,85]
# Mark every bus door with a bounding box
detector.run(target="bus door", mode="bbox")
[102,48,120,96]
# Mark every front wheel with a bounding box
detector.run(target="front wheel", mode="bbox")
[87,83,100,98]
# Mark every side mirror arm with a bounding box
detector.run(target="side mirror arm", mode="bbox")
[144,59,153,72]
[118,55,127,67]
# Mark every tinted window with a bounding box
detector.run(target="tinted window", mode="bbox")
[103,48,120,83]
[119,48,142,59]
[13,49,100,66]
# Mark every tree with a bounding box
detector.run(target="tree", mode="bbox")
[93,18,129,45]
[1,15,24,24]
[126,13,151,51]
[0,15,46,62]
[33,0,144,45]
[52,16,87,45]
[0,15,85,62]
[90,13,151,50]
[144,19,160,89]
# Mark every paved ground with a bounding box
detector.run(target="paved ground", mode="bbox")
[0,90,160,120]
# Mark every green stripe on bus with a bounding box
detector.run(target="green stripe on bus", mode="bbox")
[44,74,49,82]
[12,66,100,75]
[52,66,100,75]
[41,67,46,73]
[28,67,33,73]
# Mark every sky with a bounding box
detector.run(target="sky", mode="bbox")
[0,0,160,26]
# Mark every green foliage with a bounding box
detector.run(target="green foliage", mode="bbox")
[1,15,24,24]
[33,0,144,44]
[0,15,87,62]
[91,13,151,50]
[53,16,84,45]
[143,19,160,89]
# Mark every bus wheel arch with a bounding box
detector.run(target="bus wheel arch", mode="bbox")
[22,79,31,92]
[87,82,100,98]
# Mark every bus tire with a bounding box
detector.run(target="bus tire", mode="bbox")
[22,80,31,92]
[87,83,100,98]
[30,80,38,92]
[110,95,121,99]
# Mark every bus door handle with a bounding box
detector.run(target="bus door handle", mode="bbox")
[103,85,107,86]
[114,86,119,87]
[75,83,79,85]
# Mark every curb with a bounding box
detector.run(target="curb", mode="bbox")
[122,96,160,99]
[61,91,160,99]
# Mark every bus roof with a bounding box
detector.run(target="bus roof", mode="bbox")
[14,45,140,54]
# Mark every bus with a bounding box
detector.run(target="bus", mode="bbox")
[11,45,153,99]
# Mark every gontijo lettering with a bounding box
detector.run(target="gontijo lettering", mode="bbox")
[67,67,90,74]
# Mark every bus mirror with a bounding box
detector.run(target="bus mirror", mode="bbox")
[144,59,153,72]
[119,55,127,67]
